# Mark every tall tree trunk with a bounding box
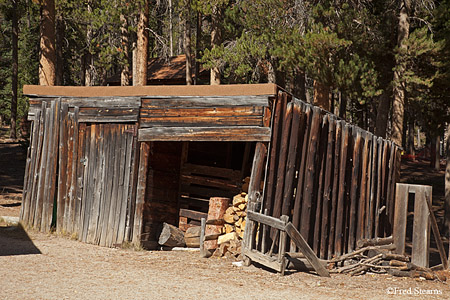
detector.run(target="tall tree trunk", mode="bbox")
[55,13,64,86]
[417,127,421,148]
[210,5,222,85]
[168,0,174,57]
[10,0,18,139]
[338,92,347,119]
[85,2,94,86]
[136,0,149,86]
[194,11,201,85]
[132,43,137,86]
[291,69,306,101]
[120,12,130,86]
[407,118,415,157]
[39,0,56,86]
[184,0,193,85]
[444,123,450,237]
[431,135,440,170]
[375,91,390,138]
[391,0,410,147]
[313,80,330,111]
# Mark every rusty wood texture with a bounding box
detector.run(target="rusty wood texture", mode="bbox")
[291,104,312,251]
[272,99,293,220]
[252,91,400,260]
[348,128,362,252]
[313,115,329,254]
[56,103,69,234]
[299,107,321,244]
[281,102,302,216]
[320,115,335,259]
[138,126,271,142]
[356,131,370,242]
[132,142,150,245]
[263,92,287,217]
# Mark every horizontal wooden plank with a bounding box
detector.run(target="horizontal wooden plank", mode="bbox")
[180,174,240,190]
[78,116,138,123]
[181,163,241,180]
[140,115,263,127]
[65,97,141,108]
[141,96,269,108]
[180,185,238,199]
[179,208,208,221]
[138,126,271,142]
[27,96,141,108]
[247,211,287,230]
[24,83,278,97]
[140,106,264,117]
[78,107,139,122]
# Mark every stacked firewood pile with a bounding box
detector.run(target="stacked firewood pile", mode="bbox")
[329,237,446,281]
[211,193,248,259]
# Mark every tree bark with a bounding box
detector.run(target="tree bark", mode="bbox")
[444,123,450,237]
[158,223,185,247]
[391,0,410,147]
[313,80,330,111]
[408,118,415,157]
[168,0,174,57]
[431,135,440,170]
[39,0,56,86]
[120,12,130,86]
[375,91,390,138]
[339,92,347,119]
[55,13,64,86]
[291,69,306,101]
[184,0,193,85]
[210,5,222,85]
[194,11,201,85]
[10,0,18,139]
[136,0,149,86]
[85,1,94,86]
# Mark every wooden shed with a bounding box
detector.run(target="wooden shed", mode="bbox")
[20,84,401,261]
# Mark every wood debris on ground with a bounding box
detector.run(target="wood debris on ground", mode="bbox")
[327,236,447,281]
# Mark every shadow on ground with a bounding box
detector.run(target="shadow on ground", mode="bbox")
[0,223,41,256]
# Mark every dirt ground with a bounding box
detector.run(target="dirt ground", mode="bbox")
[0,224,448,300]
[0,126,26,218]
[1,126,450,299]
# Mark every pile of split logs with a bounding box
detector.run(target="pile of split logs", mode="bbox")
[329,236,446,281]
[209,193,248,259]
[157,194,248,260]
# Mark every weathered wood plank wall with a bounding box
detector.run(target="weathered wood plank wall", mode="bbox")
[21,97,140,247]
[248,91,400,260]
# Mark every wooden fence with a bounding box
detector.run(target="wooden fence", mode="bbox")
[245,91,400,260]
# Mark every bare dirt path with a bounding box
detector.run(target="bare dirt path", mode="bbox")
[0,224,448,300]
[0,126,26,217]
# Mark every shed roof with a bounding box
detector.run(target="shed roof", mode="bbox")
[106,55,208,85]
[23,83,278,98]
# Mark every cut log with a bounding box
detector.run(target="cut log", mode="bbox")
[185,226,201,238]
[233,195,246,206]
[238,203,246,210]
[204,197,230,250]
[184,226,201,247]
[224,212,235,224]
[218,232,237,245]
[224,224,234,233]
[185,237,200,248]
[158,223,186,247]
[356,236,394,249]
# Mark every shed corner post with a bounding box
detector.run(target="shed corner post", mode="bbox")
[132,141,150,246]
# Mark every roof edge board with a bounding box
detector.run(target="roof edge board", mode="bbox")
[23,84,278,97]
